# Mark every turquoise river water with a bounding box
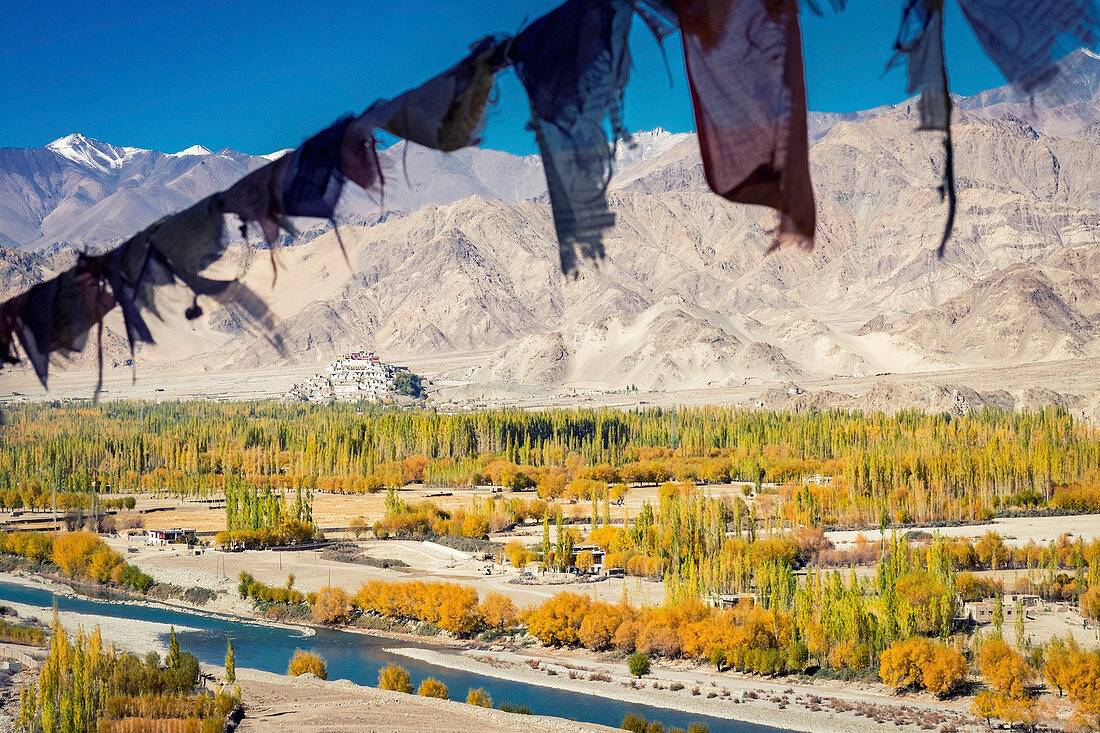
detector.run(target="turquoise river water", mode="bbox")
[0,577,787,733]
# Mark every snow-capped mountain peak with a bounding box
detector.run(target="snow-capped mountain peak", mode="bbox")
[615,126,693,167]
[46,133,144,171]
[170,144,213,157]
[261,148,294,161]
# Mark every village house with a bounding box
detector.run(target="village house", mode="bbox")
[572,544,606,573]
[147,528,196,546]
[963,593,1041,623]
[707,592,757,609]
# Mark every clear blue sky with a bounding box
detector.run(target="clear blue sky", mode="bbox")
[1,0,1007,156]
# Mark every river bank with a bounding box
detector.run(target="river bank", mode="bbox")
[233,666,616,733]
[0,571,315,645]
[389,646,979,733]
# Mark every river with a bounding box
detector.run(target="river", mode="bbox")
[0,577,786,733]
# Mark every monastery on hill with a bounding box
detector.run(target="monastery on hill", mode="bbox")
[284,352,397,403]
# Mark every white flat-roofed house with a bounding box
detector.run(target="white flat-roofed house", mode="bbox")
[573,545,606,573]
[147,528,195,546]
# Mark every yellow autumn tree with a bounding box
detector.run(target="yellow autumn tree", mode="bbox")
[972,638,1036,726]
[525,592,591,646]
[879,637,967,697]
[479,592,517,630]
[578,602,629,651]
[437,584,482,635]
[311,586,350,625]
[51,532,101,577]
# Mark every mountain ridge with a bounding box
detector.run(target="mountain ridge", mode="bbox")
[2,50,1099,403]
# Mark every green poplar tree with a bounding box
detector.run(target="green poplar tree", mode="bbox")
[1014,599,1026,649]
[555,508,566,572]
[225,639,236,684]
[167,626,181,670]
[541,516,551,571]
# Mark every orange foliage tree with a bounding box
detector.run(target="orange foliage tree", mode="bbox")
[879,637,967,697]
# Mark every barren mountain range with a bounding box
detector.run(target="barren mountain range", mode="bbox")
[1,49,1099,411]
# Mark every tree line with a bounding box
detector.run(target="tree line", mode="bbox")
[1,402,1097,528]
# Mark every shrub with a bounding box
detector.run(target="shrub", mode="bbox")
[348,516,370,538]
[119,564,154,593]
[628,652,651,678]
[287,650,327,680]
[466,687,492,707]
[498,702,531,714]
[378,664,413,693]
[0,618,45,646]
[417,677,448,699]
[622,715,668,733]
[238,572,306,606]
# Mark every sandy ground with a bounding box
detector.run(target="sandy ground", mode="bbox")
[113,538,666,608]
[233,666,616,733]
[826,513,1100,549]
[389,646,982,733]
[1010,600,1100,649]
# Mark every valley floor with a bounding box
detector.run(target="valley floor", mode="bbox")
[1,562,1094,733]
[2,356,1099,423]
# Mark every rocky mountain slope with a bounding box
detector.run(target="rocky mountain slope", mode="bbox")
[1,50,1099,400]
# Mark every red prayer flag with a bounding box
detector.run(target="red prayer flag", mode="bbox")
[675,0,815,250]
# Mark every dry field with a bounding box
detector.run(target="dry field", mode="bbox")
[826,513,1100,549]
